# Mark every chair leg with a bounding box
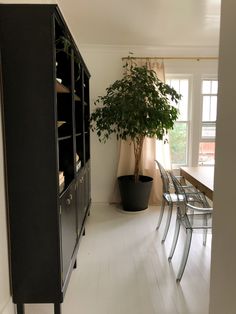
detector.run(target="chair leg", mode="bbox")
[203,214,209,246]
[176,228,192,282]
[203,229,207,246]
[161,203,173,243]
[168,218,180,261]
[156,198,166,230]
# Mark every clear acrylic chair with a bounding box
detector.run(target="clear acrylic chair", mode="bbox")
[155,160,200,243]
[168,171,213,282]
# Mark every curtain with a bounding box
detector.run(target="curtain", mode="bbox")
[111,58,171,205]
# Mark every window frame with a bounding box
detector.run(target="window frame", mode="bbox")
[165,74,193,168]
[199,77,218,166]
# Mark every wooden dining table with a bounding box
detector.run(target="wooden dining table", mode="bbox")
[180,166,214,200]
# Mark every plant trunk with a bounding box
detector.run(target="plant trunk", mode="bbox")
[133,136,145,183]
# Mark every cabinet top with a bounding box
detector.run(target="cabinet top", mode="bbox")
[0,3,90,77]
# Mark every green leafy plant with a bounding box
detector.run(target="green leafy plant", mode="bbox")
[90,59,181,182]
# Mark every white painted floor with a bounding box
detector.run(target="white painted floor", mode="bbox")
[26,203,211,314]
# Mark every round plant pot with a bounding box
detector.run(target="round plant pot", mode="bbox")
[118,175,153,211]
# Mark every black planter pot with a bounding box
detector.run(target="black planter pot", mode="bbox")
[118,175,153,211]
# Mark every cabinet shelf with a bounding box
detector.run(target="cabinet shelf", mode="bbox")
[56,81,81,101]
[58,135,72,141]
[74,94,81,101]
[56,80,70,93]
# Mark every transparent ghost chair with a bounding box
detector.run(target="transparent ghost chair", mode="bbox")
[155,160,200,243]
[168,171,213,282]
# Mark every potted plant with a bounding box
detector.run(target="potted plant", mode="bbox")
[90,59,181,211]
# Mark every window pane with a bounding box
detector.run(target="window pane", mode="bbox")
[202,80,211,94]
[210,96,217,121]
[202,125,216,138]
[202,96,211,121]
[169,123,187,165]
[178,80,188,121]
[200,79,217,165]
[168,79,179,91]
[211,81,218,94]
[167,79,188,121]
[199,142,215,165]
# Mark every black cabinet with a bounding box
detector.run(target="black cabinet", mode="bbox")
[0,4,91,314]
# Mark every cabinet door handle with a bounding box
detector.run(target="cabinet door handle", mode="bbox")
[66,193,73,206]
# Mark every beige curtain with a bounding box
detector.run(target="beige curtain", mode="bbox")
[111,58,171,205]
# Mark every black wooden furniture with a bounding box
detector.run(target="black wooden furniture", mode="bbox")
[0,4,91,313]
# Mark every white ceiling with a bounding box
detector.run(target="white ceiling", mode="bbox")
[58,0,221,48]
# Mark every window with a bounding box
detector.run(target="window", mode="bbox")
[199,79,218,165]
[166,78,189,167]
[160,61,218,168]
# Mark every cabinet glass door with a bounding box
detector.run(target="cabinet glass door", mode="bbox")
[74,57,84,172]
[55,21,74,193]
[83,72,90,163]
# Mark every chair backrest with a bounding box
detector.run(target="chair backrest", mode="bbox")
[169,171,210,208]
[169,171,186,199]
[155,160,170,194]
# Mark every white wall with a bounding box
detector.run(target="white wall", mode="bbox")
[79,48,124,203]
[209,0,236,313]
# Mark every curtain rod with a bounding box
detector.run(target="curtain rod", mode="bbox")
[122,56,218,61]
